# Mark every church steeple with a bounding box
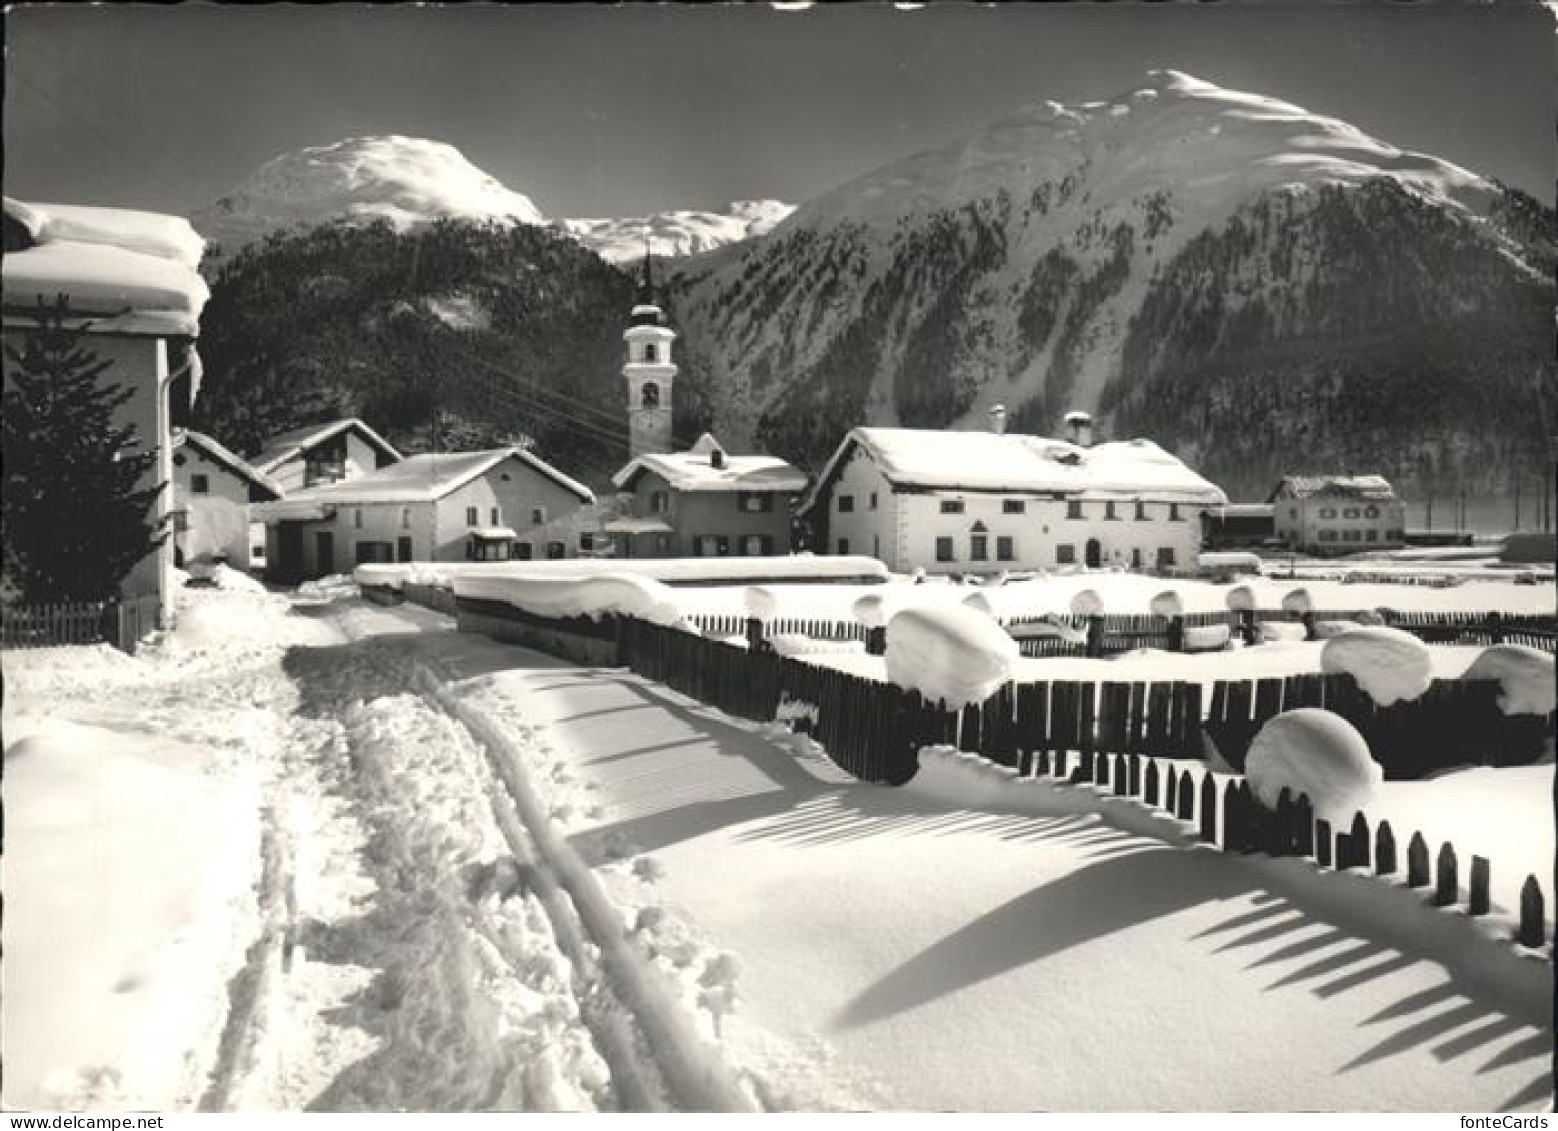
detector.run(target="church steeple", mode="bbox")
[622,235,677,457]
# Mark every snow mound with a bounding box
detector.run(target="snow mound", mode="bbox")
[962,591,995,617]
[768,633,866,658]
[884,605,1018,708]
[1460,645,1556,717]
[207,563,267,592]
[1184,624,1231,652]
[744,585,778,621]
[457,573,683,626]
[1320,626,1434,705]
[1069,588,1105,617]
[1150,589,1184,618]
[1245,708,1383,823]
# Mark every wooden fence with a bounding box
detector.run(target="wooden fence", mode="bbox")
[1,594,162,654]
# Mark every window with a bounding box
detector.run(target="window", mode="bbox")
[645,343,657,363]
[354,508,364,529]
[650,491,669,514]
[397,536,413,562]
[1364,505,1380,519]
[1319,530,1338,542]
[1289,507,1299,520]
[514,542,534,560]
[935,536,954,562]
[466,506,479,526]
[1105,501,1118,520]
[1343,508,1360,519]
[837,537,850,555]
[1319,507,1337,519]
[641,381,660,409]
[547,541,566,560]
[838,494,855,513]
[996,536,1015,562]
[869,492,878,510]
[1343,529,1361,542]
[738,492,772,513]
[1156,547,1177,568]
[531,505,546,525]
[490,506,500,525]
[1366,529,1378,542]
[1134,501,1148,521]
[1169,504,1182,521]
[355,541,394,564]
[1003,499,1025,515]
[1066,500,1083,519]
[940,499,964,515]
[743,534,766,556]
[1056,544,1077,565]
[970,533,988,561]
[172,510,190,533]
[191,474,209,495]
[401,507,411,530]
[873,533,881,558]
[580,532,596,552]
[1131,547,1143,569]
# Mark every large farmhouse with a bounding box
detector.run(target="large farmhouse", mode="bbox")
[802,419,1226,575]
[254,446,594,583]
[171,429,281,573]
[1269,475,1405,554]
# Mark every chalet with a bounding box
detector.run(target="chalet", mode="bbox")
[607,433,807,559]
[2,197,210,621]
[801,417,1226,575]
[171,429,281,572]
[254,446,595,583]
[251,417,402,493]
[1269,475,1405,555]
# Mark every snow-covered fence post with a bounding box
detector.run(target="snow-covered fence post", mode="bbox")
[1517,876,1546,948]
[1433,843,1459,907]
[1071,588,1106,658]
[1199,775,1217,842]
[1152,590,1185,652]
[1175,770,1194,820]
[1342,811,1371,871]
[1375,821,1398,875]
[1283,588,1317,641]
[853,593,888,656]
[1226,585,1259,647]
[1293,793,1315,857]
[1128,753,1142,796]
[1468,856,1491,917]
[1407,832,1431,887]
[1315,819,1334,868]
[1144,759,1160,806]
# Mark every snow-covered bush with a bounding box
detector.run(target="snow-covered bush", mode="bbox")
[1150,589,1183,619]
[1460,645,1556,717]
[1245,708,1383,822]
[884,605,1018,709]
[743,586,778,622]
[1282,588,1313,615]
[1069,588,1104,617]
[1320,626,1434,705]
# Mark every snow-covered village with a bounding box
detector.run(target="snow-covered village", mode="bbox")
[3,3,1555,1116]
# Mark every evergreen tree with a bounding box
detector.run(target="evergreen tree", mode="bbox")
[2,297,168,603]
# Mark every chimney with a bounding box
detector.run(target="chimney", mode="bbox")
[988,403,1008,436]
[1064,410,1094,448]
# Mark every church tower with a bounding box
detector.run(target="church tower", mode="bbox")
[623,248,677,457]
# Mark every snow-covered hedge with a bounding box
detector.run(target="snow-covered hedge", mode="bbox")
[1149,589,1184,619]
[852,593,888,628]
[1224,585,1256,612]
[1320,626,1434,705]
[454,573,684,626]
[1245,708,1383,822]
[1069,588,1105,617]
[1460,645,1556,717]
[884,606,1018,709]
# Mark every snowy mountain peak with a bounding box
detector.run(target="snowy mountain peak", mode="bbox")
[555,199,795,263]
[193,135,545,252]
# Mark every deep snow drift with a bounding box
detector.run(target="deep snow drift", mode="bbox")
[1244,709,1384,821]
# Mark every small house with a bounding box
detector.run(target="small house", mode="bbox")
[250,417,402,493]
[1268,476,1405,555]
[171,429,281,573]
[254,446,594,583]
[607,433,807,558]
[802,421,1227,575]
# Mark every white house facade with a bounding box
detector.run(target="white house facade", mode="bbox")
[171,429,281,572]
[1269,475,1405,554]
[251,418,402,494]
[804,427,1227,575]
[254,447,595,583]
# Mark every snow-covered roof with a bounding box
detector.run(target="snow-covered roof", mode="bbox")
[1269,476,1397,503]
[471,526,518,540]
[175,430,283,500]
[613,433,808,494]
[1211,504,1276,519]
[602,517,676,534]
[2,198,210,338]
[803,427,1226,512]
[251,418,403,474]
[254,447,593,520]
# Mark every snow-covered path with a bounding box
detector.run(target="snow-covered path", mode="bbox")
[379,604,1552,1112]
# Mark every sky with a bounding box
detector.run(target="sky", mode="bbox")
[6,3,1554,220]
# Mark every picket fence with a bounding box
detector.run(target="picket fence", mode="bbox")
[0,594,161,654]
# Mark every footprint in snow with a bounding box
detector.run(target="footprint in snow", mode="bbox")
[632,856,666,883]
